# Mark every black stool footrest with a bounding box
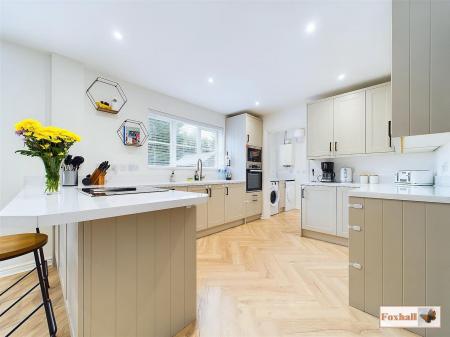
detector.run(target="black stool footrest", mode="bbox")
[0,283,40,318]
[5,302,44,337]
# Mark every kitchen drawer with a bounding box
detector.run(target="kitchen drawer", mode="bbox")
[348,197,365,311]
[246,192,262,217]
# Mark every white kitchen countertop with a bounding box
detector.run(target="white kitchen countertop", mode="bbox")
[348,184,450,203]
[302,182,361,188]
[0,184,208,228]
[151,179,245,187]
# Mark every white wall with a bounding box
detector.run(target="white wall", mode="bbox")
[51,54,225,185]
[434,142,450,186]
[0,42,53,274]
[0,42,224,275]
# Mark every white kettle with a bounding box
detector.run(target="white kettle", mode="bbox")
[340,167,353,183]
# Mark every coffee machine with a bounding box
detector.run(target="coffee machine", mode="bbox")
[320,161,335,182]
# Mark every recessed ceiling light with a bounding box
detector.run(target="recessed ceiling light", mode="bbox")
[208,77,214,84]
[113,30,123,40]
[337,73,346,81]
[305,22,316,34]
[255,101,260,107]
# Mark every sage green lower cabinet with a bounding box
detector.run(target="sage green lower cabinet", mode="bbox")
[403,201,426,337]
[364,199,383,317]
[348,197,365,311]
[382,200,403,306]
[349,198,450,337]
[426,204,450,337]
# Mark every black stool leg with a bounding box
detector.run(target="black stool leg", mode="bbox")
[34,250,57,336]
[35,228,50,289]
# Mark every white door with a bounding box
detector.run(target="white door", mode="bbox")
[333,91,366,155]
[366,83,393,154]
[307,99,334,158]
[301,186,337,235]
[336,187,352,238]
[246,114,263,147]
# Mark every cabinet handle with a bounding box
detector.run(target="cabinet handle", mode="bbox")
[334,141,337,152]
[349,262,362,270]
[252,199,258,202]
[348,225,361,232]
[225,186,229,195]
[301,188,305,199]
[348,203,363,209]
[247,134,250,143]
[388,121,392,147]
[329,142,332,152]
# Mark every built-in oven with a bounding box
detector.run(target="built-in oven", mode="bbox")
[247,146,262,164]
[246,168,262,192]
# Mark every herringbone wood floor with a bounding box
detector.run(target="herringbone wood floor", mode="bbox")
[0,211,418,337]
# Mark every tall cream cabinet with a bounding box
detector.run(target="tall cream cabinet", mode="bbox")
[226,113,263,181]
[349,197,450,337]
[307,82,392,159]
[246,114,263,148]
[392,0,450,137]
[307,99,334,158]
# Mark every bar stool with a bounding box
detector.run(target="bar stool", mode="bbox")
[0,232,57,336]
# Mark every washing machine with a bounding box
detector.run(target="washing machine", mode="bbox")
[269,181,279,215]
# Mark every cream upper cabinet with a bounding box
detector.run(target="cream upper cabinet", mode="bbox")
[301,186,337,235]
[366,83,393,154]
[392,0,450,136]
[307,99,333,158]
[207,185,225,228]
[224,183,246,223]
[246,114,263,148]
[333,91,366,155]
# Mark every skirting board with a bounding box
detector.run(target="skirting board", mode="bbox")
[0,258,53,278]
[197,214,261,238]
[301,229,348,247]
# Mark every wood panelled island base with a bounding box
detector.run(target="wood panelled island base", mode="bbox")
[57,207,197,337]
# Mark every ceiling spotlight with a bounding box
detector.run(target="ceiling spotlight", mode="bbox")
[305,22,316,34]
[113,30,123,40]
[208,77,214,84]
[337,73,346,81]
[255,101,260,107]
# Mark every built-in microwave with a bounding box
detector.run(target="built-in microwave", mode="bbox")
[246,168,262,192]
[247,146,262,164]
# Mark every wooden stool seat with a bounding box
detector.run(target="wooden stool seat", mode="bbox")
[0,233,48,261]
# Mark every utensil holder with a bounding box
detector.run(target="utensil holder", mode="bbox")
[62,171,78,186]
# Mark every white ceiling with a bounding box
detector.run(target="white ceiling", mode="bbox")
[0,0,391,115]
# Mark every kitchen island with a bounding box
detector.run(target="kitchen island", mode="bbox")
[347,184,450,337]
[0,184,208,337]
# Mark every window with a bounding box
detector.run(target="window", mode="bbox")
[148,113,222,168]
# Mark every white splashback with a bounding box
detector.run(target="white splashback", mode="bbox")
[309,151,436,184]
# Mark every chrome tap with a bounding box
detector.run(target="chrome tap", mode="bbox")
[197,159,204,181]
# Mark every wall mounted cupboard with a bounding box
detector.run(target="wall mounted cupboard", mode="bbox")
[307,82,392,159]
[392,0,450,137]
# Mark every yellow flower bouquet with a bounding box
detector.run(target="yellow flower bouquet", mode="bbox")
[15,119,81,193]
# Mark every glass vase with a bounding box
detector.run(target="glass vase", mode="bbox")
[41,156,63,194]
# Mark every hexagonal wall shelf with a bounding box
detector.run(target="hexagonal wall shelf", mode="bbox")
[86,77,127,114]
[117,119,148,147]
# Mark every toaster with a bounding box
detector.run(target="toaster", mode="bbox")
[394,170,434,186]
